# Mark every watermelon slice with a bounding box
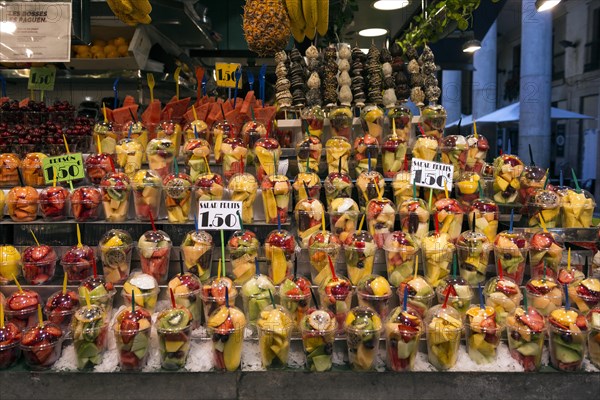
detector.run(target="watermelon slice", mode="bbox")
[254,106,277,126]
[221,99,233,115]
[206,100,224,127]
[0,97,9,105]
[240,91,256,116]
[19,98,30,108]
[123,95,136,107]
[160,97,190,122]
[112,105,139,125]
[141,100,161,126]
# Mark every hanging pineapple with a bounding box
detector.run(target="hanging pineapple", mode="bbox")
[243,0,291,56]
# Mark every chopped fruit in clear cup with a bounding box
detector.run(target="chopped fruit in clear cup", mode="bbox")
[242,273,276,328]
[506,306,546,371]
[70,186,102,222]
[155,120,182,157]
[7,185,39,222]
[412,136,438,161]
[113,306,152,371]
[392,171,413,207]
[568,278,600,315]
[421,104,447,142]
[424,304,462,370]
[346,306,382,371]
[254,137,281,182]
[227,230,260,284]
[22,244,57,285]
[115,138,144,177]
[39,185,69,221]
[155,307,193,370]
[212,119,236,164]
[528,231,563,279]
[525,189,561,228]
[383,231,419,286]
[366,198,395,248]
[72,304,108,370]
[183,138,211,182]
[325,136,351,175]
[20,322,63,370]
[356,274,393,319]
[93,121,118,158]
[319,276,353,334]
[353,134,379,176]
[468,198,499,242]
[548,307,588,371]
[100,172,130,222]
[78,275,116,315]
[61,244,95,284]
[493,231,528,285]
[207,304,247,371]
[296,135,322,174]
[525,277,563,316]
[181,230,213,281]
[194,172,224,203]
[85,153,114,185]
[465,305,502,364]
[292,172,321,206]
[456,230,492,285]
[294,198,324,248]
[169,272,202,329]
[435,277,473,316]
[221,136,248,182]
[518,165,547,205]
[328,106,353,141]
[440,135,468,180]
[240,120,267,165]
[4,289,41,331]
[0,321,22,369]
[44,289,78,337]
[301,105,326,140]
[164,172,192,223]
[483,276,523,326]
[201,277,238,324]
[455,171,481,208]
[422,232,455,288]
[360,104,384,143]
[323,171,353,210]
[146,138,175,179]
[257,305,293,369]
[261,174,291,224]
[280,276,312,330]
[398,276,435,318]
[434,198,464,243]
[131,169,162,221]
[560,188,595,228]
[265,228,296,285]
[329,197,359,243]
[137,230,172,284]
[398,198,430,241]
[381,133,408,178]
[122,271,159,312]
[492,154,524,204]
[229,173,258,223]
[183,119,208,142]
[308,231,342,286]
[344,230,377,285]
[0,153,20,187]
[385,306,422,372]
[0,245,20,285]
[465,134,489,174]
[586,308,600,368]
[300,309,337,371]
[21,152,47,187]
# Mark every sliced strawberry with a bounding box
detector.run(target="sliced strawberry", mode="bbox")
[575,315,588,330]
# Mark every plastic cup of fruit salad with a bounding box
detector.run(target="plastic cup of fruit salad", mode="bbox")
[300,309,337,372]
[384,306,423,372]
[525,277,563,317]
[465,305,503,364]
[586,308,600,369]
[424,304,463,370]
[548,308,588,371]
[20,323,64,370]
[506,306,546,372]
[155,307,194,370]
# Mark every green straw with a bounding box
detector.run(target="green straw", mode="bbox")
[477,180,483,199]
[571,168,581,193]
[220,230,226,277]
[268,289,276,308]
[236,210,244,230]
[412,181,417,199]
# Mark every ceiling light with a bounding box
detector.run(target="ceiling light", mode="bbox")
[462,39,481,53]
[358,28,388,37]
[535,0,561,12]
[373,0,409,10]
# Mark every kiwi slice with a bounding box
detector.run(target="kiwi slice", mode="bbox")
[159,309,190,330]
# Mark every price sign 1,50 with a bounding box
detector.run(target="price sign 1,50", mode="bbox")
[215,63,242,88]
[42,153,85,183]
[197,201,243,230]
[410,158,453,191]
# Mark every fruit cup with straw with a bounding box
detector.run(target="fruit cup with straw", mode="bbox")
[465,124,489,173]
[227,229,261,285]
[240,119,267,166]
[44,275,79,337]
[346,306,383,371]
[20,152,47,187]
[4,276,41,330]
[279,274,312,331]
[212,117,236,165]
[366,196,396,249]
[506,300,547,372]
[436,269,474,317]
[440,135,468,180]
[356,274,393,319]
[183,119,209,144]
[221,134,248,182]
[560,169,596,228]
[525,265,563,317]
[61,229,95,284]
[308,231,342,286]
[356,170,385,212]
[257,292,293,370]
[300,105,326,140]
[163,167,193,223]
[242,259,277,330]
[261,174,291,224]
[468,182,499,242]
[156,120,182,158]
[131,169,162,221]
[328,105,353,141]
[228,172,258,224]
[529,230,564,279]
[518,161,547,205]
[85,136,114,184]
[292,172,321,207]
[296,133,322,174]
[344,222,378,285]
[100,171,130,222]
[77,260,117,316]
[201,257,238,324]
[420,104,447,142]
[20,305,63,370]
[492,154,524,204]
[382,108,411,178]
[137,222,173,284]
[155,290,194,370]
[0,301,22,369]
[385,297,423,372]
[329,197,360,243]
[122,271,160,313]
[412,135,438,161]
[113,297,153,371]
[465,291,503,364]
[169,261,203,329]
[456,225,492,286]
[353,134,379,176]
[21,234,58,285]
[525,187,561,228]
[294,197,325,248]
[325,136,351,175]
[115,137,144,177]
[398,191,430,241]
[265,223,297,285]
[98,229,133,284]
[70,185,102,222]
[39,174,69,221]
[483,268,523,326]
[94,104,118,158]
[433,194,464,243]
[455,171,482,208]
[146,137,175,179]
[383,230,420,287]
[183,137,211,182]
[493,227,529,285]
[72,292,109,370]
[568,277,600,315]
[254,136,281,182]
[207,291,247,371]
[122,120,149,162]
[424,290,463,370]
[181,229,214,281]
[391,165,414,207]
[300,307,337,372]
[360,104,385,143]
[323,166,353,211]
[422,214,456,289]
[194,171,224,205]
[6,169,39,222]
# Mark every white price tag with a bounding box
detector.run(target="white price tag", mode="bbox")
[197,201,243,230]
[0,2,71,62]
[410,158,453,191]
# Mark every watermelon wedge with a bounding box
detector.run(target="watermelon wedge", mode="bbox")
[112,105,139,125]
[123,95,136,107]
[240,91,256,116]
[160,97,190,122]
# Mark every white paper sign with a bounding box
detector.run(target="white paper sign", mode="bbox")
[197,201,243,230]
[410,158,454,191]
[0,2,71,62]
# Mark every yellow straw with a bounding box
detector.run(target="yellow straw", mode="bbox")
[473,120,479,139]
[0,301,4,329]
[192,106,198,121]
[374,180,382,200]
[12,274,23,292]
[37,304,44,328]
[321,211,326,235]
[62,273,68,295]
[414,254,419,279]
[567,248,571,272]
[84,287,91,307]
[53,167,57,187]
[96,134,102,154]
[30,229,40,246]
[102,103,108,123]
[76,224,83,248]
[63,134,70,153]
[358,214,365,231]
[392,116,396,137]
[538,213,548,232]
[204,157,211,174]
[444,180,449,199]
[361,188,370,205]
[217,258,222,279]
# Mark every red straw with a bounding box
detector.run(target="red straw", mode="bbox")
[499,148,503,156]
[327,255,338,281]
[148,210,157,231]
[108,156,116,173]
[434,212,439,235]
[418,124,426,137]
[403,154,408,171]
[91,257,98,278]
[442,284,456,308]
[497,259,504,280]
[169,288,176,308]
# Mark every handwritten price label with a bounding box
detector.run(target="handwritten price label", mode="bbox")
[215,63,242,88]
[28,66,56,91]
[198,201,242,230]
[410,158,453,191]
[42,153,85,183]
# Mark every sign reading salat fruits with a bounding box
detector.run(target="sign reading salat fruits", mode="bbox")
[28,66,56,91]
[197,201,243,230]
[410,158,454,191]
[215,63,242,88]
[42,153,85,183]
[0,2,71,62]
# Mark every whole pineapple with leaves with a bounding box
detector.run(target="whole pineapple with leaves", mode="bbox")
[243,0,291,56]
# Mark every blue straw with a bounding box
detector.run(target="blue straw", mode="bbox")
[509,209,514,232]
[402,286,408,312]
[277,212,281,232]
[194,214,199,233]
[113,77,120,109]
[507,138,511,155]
[478,282,485,309]
[564,284,570,310]
[127,124,132,139]
[368,151,371,173]
[559,169,563,187]
[193,125,199,139]
[255,257,260,276]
